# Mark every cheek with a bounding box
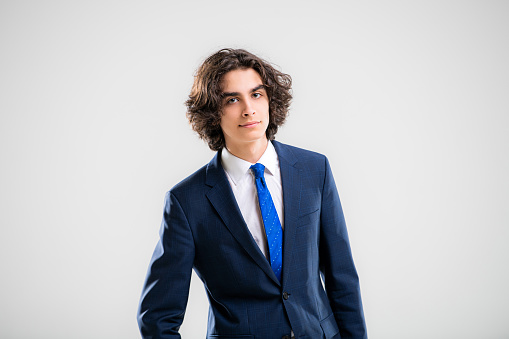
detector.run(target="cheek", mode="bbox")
[264,108,271,122]
[220,111,234,128]
[257,101,270,117]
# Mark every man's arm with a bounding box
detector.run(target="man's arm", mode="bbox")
[319,156,367,339]
[138,191,195,339]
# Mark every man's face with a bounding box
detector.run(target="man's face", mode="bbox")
[220,68,270,150]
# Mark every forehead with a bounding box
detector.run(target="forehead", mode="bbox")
[221,68,264,93]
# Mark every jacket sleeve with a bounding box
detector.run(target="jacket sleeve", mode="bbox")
[137,191,195,339]
[319,156,367,339]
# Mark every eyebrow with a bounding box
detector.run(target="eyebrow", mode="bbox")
[222,84,265,98]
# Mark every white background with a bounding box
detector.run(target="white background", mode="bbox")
[1,1,508,338]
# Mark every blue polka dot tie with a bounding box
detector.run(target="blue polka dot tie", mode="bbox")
[250,163,283,283]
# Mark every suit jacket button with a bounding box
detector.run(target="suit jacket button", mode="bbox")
[283,291,289,300]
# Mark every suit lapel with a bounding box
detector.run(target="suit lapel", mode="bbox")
[272,141,302,287]
[205,151,280,285]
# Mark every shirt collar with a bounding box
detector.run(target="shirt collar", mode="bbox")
[221,141,278,186]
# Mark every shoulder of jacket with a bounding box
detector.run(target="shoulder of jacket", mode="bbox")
[273,140,327,163]
[167,163,209,197]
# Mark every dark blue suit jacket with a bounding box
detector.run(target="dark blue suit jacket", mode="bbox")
[138,141,367,339]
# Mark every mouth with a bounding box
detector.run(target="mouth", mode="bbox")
[239,121,261,128]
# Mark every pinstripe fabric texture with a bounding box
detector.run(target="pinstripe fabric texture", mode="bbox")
[137,140,367,339]
[250,163,283,282]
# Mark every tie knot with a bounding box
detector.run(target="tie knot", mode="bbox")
[250,163,265,179]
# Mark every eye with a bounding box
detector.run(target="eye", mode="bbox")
[226,97,238,104]
[253,92,262,99]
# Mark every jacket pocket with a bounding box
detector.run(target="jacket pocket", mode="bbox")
[320,313,340,339]
[296,208,320,228]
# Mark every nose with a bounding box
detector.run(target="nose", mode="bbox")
[242,101,255,117]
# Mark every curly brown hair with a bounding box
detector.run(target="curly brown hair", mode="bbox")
[185,48,292,151]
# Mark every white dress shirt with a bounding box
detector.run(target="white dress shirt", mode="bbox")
[221,141,284,259]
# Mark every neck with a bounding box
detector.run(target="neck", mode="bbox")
[226,138,269,164]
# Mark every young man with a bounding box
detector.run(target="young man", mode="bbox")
[138,49,367,339]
